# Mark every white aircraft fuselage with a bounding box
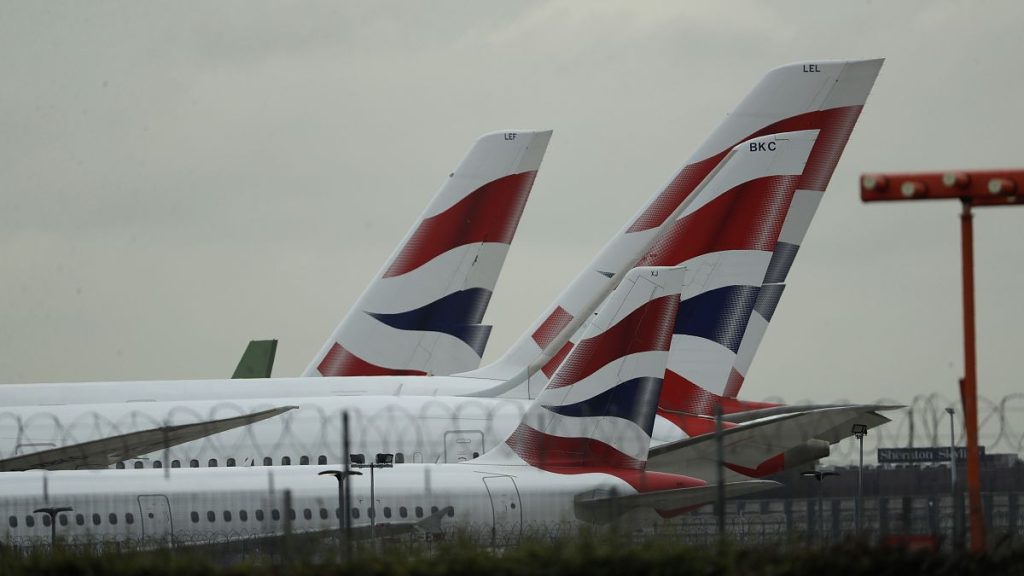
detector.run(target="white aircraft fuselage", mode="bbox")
[0,464,679,546]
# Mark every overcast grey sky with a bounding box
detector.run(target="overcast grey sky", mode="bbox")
[2,1,1022,414]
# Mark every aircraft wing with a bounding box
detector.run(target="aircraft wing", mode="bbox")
[574,480,779,523]
[0,406,297,471]
[648,405,892,474]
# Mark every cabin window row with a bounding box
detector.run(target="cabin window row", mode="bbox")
[9,512,134,529]
[185,505,455,524]
[8,504,455,530]
[114,453,408,469]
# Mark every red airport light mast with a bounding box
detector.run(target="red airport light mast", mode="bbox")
[860,169,1024,552]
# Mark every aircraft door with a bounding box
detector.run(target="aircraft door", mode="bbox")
[443,430,484,463]
[137,494,173,544]
[482,476,522,545]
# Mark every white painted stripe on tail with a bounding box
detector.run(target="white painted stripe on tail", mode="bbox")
[732,310,769,378]
[357,243,507,312]
[666,335,736,397]
[679,130,818,219]
[777,190,825,247]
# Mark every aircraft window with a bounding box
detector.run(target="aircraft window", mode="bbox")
[190,459,199,468]
[281,456,291,466]
[431,506,439,515]
[227,458,236,467]
[116,462,125,469]
[288,509,296,521]
[93,513,101,526]
[58,514,68,526]
[399,507,408,519]
[319,508,328,520]
[208,459,218,468]
[351,508,360,519]
[239,510,248,522]
[255,510,265,521]
[272,509,280,521]
[395,453,405,464]
[172,460,181,468]
[335,508,341,520]
[303,509,312,520]
[384,507,392,519]
[108,513,117,525]
[133,461,144,469]
[223,511,232,522]
[300,455,310,465]
[191,512,199,524]
[415,506,423,518]
[42,515,51,527]
[8,516,15,528]
[126,513,134,525]
[207,511,215,523]
[318,455,327,465]
[153,460,163,469]
[25,516,34,528]
[447,507,454,518]
[76,514,85,526]
[262,457,271,466]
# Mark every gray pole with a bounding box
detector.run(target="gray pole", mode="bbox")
[369,464,376,540]
[818,479,825,544]
[946,407,958,546]
[715,405,725,541]
[343,411,352,557]
[857,435,864,535]
[852,425,867,538]
[34,507,71,547]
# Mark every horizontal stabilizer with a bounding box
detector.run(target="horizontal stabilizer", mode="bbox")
[648,405,894,477]
[574,480,779,523]
[0,406,297,471]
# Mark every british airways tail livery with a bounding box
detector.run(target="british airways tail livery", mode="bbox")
[645,61,883,423]
[461,59,883,398]
[477,265,683,471]
[304,130,552,378]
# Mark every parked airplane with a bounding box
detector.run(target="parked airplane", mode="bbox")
[304,130,551,377]
[0,60,886,479]
[1,265,780,547]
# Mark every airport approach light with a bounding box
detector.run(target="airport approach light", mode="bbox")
[861,168,1024,552]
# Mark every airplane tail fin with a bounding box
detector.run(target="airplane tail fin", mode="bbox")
[304,130,552,377]
[232,340,278,379]
[640,60,884,416]
[460,59,884,399]
[477,265,687,470]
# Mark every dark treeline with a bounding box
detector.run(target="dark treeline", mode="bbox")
[4,536,1024,576]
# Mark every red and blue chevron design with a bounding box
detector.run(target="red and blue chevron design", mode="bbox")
[632,109,869,420]
[307,130,551,378]
[497,272,681,478]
